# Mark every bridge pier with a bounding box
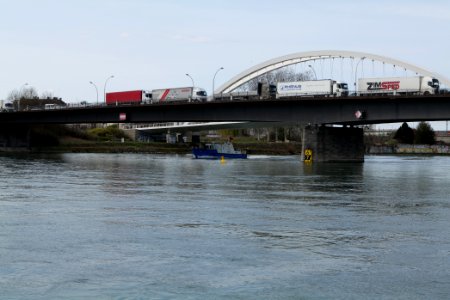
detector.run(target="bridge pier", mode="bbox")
[0,125,31,151]
[302,125,364,163]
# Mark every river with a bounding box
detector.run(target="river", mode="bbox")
[1,153,449,299]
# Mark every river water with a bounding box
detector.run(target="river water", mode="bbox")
[0,153,449,299]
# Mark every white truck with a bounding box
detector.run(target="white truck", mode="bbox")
[151,87,207,103]
[0,100,15,112]
[276,80,349,98]
[357,76,440,96]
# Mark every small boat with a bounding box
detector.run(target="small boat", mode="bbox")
[192,142,247,159]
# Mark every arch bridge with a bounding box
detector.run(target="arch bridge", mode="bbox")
[215,50,450,94]
[2,50,450,162]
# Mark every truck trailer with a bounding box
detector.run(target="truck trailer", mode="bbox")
[151,87,207,103]
[106,90,152,105]
[357,76,440,96]
[276,80,349,98]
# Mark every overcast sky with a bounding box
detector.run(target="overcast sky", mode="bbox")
[1,0,450,106]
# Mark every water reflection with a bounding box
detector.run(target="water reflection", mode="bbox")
[1,154,449,299]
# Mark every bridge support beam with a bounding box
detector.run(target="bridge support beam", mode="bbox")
[302,126,364,163]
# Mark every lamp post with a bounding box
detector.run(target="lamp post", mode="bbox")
[18,82,29,111]
[354,57,366,94]
[186,73,195,88]
[103,75,114,104]
[89,81,99,105]
[308,65,317,80]
[212,67,224,100]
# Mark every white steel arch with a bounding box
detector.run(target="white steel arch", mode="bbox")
[215,50,450,94]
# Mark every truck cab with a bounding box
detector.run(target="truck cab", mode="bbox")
[1,101,15,112]
[425,77,440,95]
[192,87,208,102]
[334,81,349,97]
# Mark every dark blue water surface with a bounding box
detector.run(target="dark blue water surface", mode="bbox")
[1,154,449,299]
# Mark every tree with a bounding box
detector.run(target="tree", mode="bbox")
[6,86,63,111]
[7,86,39,101]
[414,121,436,145]
[394,122,415,144]
[41,90,55,99]
[235,66,314,92]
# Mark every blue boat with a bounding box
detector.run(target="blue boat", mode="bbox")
[192,142,247,159]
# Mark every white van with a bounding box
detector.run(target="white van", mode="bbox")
[44,104,58,110]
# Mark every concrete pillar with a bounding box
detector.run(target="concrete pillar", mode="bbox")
[191,132,201,145]
[302,125,364,163]
[0,125,31,151]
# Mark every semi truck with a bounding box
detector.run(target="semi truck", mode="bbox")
[214,80,347,101]
[106,90,152,105]
[106,87,208,105]
[276,80,349,98]
[357,76,440,96]
[151,87,207,103]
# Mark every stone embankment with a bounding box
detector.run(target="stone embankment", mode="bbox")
[368,144,450,154]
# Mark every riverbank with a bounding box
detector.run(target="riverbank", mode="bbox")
[368,144,450,155]
[29,140,450,156]
[30,138,304,155]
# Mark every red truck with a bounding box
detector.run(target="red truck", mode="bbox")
[105,90,152,105]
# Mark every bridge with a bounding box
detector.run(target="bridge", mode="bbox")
[1,50,450,162]
[0,95,449,125]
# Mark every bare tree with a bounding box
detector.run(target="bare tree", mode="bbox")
[7,86,39,101]
[22,87,39,99]
[7,89,20,101]
[236,66,314,92]
[6,86,63,111]
[41,90,54,99]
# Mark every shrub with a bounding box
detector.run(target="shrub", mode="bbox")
[87,125,128,141]
[414,122,436,145]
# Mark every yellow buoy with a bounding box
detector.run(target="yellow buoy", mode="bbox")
[304,149,313,163]
[220,156,226,164]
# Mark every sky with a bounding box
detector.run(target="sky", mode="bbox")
[1,0,450,128]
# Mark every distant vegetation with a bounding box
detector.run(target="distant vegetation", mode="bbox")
[7,86,65,111]
[29,124,130,148]
[394,122,436,145]
[87,125,129,141]
[365,121,439,147]
[414,122,436,145]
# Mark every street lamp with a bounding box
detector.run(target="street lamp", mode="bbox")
[308,65,317,80]
[103,75,114,104]
[186,73,195,87]
[354,57,366,94]
[212,67,224,100]
[18,83,29,111]
[89,81,99,105]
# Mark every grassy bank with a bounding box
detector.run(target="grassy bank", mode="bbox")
[25,126,304,155]
[31,136,303,155]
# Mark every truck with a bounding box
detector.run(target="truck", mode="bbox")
[106,90,152,105]
[276,80,349,98]
[151,87,207,103]
[357,76,440,96]
[0,100,15,112]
